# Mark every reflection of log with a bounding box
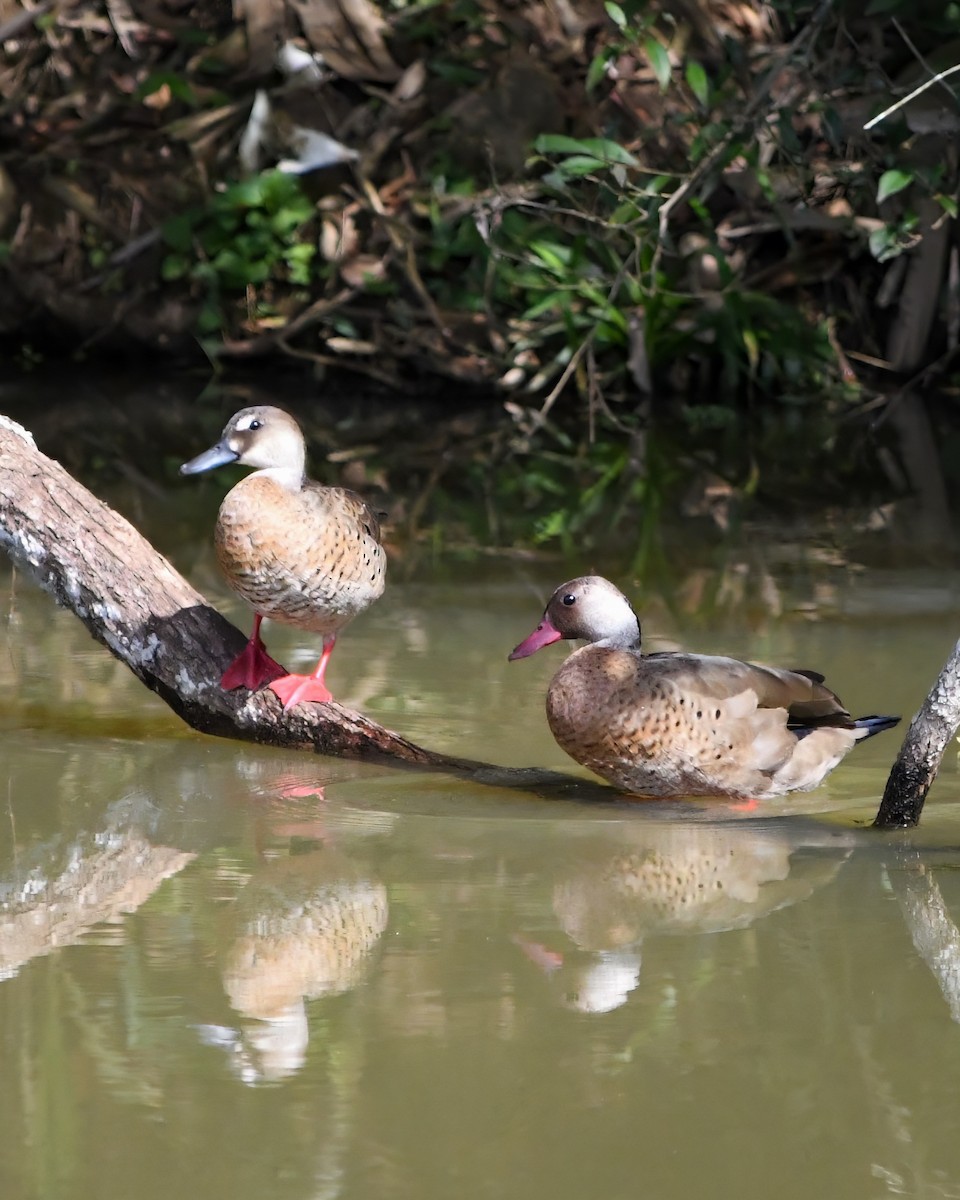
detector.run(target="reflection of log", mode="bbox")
[0,834,193,979]
[0,415,494,773]
[887,849,960,1021]
[875,636,960,828]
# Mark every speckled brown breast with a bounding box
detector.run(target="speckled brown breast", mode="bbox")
[545,647,860,799]
[215,475,386,637]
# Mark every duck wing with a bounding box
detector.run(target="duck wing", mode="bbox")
[644,653,854,728]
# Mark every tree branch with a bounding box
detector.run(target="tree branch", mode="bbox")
[874,636,960,828]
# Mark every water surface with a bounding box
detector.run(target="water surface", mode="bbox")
[4,534,960,1200]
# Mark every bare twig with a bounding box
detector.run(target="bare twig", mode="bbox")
[536,339,591,423]
[357,174,449,336]
[890,17,959,107]
[864,62,960,131]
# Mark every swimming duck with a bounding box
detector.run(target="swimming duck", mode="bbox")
[508,576,899,800]
[181,405,386,709]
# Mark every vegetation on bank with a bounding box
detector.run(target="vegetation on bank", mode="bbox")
[2,0,959,554]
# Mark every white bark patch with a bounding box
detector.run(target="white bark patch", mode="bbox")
[62,571,88,618]
[138,633,162,666]
[174,667,204,697]
[0,416,36,446]
[0,526,46,567]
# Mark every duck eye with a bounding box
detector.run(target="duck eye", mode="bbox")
[562,594,576,606]
[248,419,262,431]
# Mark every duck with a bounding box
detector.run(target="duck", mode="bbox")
[181,405,387,709]
[508,575,899,800]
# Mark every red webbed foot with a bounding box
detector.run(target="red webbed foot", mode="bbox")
[268,673,335,710]
[221,615,287,691]
[268,636,338,711]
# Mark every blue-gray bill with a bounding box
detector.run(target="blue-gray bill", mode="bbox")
[180,443,240,475]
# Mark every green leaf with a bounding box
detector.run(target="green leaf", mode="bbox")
[163,213,198,253]
[644,37,672,90]
[577,282,610,308]
[534,133,592,155]
[534,510,569,544]
[550,154,609,177]
[604,1,627,28]
[877,169,913,204]
[868,225,903,263]
[533,135,638,166]
[586,49,612,92]
[936,193,958,219]
[685,60,709,107]
[285,243,315,285]
[161,254,188,281]
[285,242,315,263]
[742,328,760,373]
[754,167,776,203]
[198,309,223,335]
[529,240,572,272]
[523,291,569,321]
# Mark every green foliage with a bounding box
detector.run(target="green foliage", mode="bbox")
[161,171,317,331]
[425,118,833,411]
[877,168,913,205]
[101,0,951,551]
[414,2,944,549]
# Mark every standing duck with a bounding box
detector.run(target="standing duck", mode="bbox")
[508,576,898,800]
[181,406,387,709]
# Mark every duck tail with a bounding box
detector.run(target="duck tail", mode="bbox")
[852,714,901,741]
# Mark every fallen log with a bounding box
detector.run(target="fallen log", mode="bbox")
[0,414,532,783]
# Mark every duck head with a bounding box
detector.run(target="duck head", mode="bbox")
[508,576,642,660]
[180,406,307,490]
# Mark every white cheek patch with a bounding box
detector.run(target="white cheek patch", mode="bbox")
[234,414,259,432]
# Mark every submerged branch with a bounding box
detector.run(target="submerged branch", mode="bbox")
[874,636,960,828]
[0,416,564,790]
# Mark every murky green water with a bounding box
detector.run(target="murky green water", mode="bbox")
[5,507,960,1199]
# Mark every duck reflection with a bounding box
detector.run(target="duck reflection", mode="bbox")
[208,845,388,1084]
[517,821,850,1014]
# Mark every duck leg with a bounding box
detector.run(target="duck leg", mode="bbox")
[221,614,288,690]
[268,635,337,710]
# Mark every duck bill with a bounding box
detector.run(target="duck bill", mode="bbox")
[180,442,239,475]
[508,618,563,661]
